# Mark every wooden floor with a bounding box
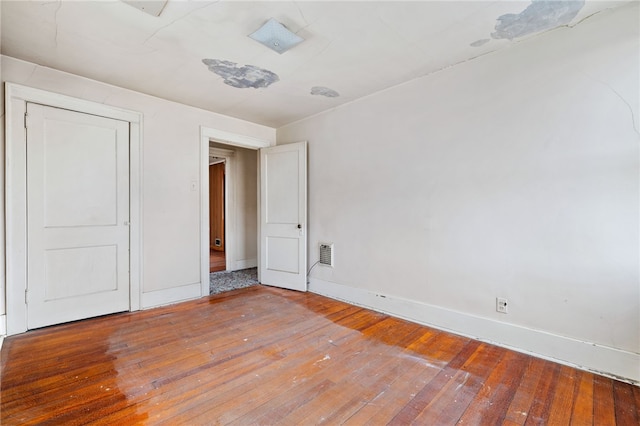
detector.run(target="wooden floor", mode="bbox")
[210,249,225,273]
[1,286,638,425]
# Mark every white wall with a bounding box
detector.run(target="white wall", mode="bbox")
[278,4,639,383]
[1,55,275,316]
[236,147,258,268]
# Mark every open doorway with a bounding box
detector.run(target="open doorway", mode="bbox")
[207,141,259,294]
[199,126,271,298]
[209,158,226,273]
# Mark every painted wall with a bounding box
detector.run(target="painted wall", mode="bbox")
[0,55,275,315]
[236,147,258,267]
[210,142,258,269]
[278,4,639,382]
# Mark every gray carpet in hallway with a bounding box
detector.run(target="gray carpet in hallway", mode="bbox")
[209,267,259,295]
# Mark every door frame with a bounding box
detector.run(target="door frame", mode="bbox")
[199,126,271,296]
[5,83,143,336]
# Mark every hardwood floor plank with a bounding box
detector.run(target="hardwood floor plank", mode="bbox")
[386,339,482,424]
[1,286,637,425]
[594,374,617,425]
[410,343,505,425]
[342,329,451,425]
[546,365,580,425]
[503,357,548,425]
[456,349,530,424]
[570,370,594,426]
[613,379,639,425]
[523,362,561,425]
[289,325,431,424]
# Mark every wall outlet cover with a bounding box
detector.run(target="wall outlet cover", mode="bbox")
[496,297,508,314]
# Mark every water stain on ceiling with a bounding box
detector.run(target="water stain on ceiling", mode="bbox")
[310,86,340,98]
[202,59,279,89]
[491,0,585,40]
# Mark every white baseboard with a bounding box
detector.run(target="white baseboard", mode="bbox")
[230,258,257,271]
[141,282,201,309]
[309,278,640,385]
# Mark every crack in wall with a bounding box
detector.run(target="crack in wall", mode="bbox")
[293,1,309,27]
[54,0,62,47]
[25,65,38,84]
[45,0,63,48]
[585,74,640,137]
[144,1,220,44]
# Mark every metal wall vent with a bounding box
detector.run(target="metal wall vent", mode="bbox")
[319,243,334,267]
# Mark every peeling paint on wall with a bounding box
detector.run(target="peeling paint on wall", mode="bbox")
[470,39,490,47]
[202,59,279,89]
[491,0,585,40]
[311,86,340,98]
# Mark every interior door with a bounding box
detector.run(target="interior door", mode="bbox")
[259,142,307,291]
[26,103,131,329]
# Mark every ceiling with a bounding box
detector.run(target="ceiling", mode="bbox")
[1,0,630,128]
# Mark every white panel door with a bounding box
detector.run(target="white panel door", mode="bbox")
[26,103,130,329]
[260,142,307,291]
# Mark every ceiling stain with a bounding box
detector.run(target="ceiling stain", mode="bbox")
[202,59,279,89]
[470,39,490,47]
[311,86,340,98]
[491,0,585,40]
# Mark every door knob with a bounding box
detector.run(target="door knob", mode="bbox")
[297,224,302,229]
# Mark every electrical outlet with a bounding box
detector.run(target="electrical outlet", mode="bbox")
[496,297,508,314]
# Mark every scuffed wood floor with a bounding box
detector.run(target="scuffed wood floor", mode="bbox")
[1,285,638,425]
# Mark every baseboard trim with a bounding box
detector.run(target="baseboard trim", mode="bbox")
[309,278,640,385]
[231,258,257,271]
[141,282,201,309]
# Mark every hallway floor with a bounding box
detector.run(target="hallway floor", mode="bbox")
[210,249,225,273]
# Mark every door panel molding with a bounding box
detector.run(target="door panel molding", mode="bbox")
[5,83,143,335]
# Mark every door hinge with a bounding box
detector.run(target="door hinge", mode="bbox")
[24,112,28,129]
[25,288,28,304]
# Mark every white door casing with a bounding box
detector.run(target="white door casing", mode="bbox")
[5,83,142,336]
[198,126,271,296]
[259,142,307,291]
[26,103,131,329]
